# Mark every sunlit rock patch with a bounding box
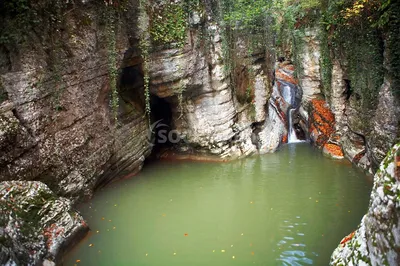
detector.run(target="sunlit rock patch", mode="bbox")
[331,143,400,266]
[0,181,88,265]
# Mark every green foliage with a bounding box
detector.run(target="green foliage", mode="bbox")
[150,3,188,48]
[222,0,271,31]
[381,0,400,99]
[138,0,151,120]
[0,0,69,48]
[319,29,333,97]
[0,79,8,103]
[320,0,388,109]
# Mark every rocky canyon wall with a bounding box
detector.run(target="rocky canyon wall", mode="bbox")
[330,143,400,266]
[295,27,400,172]
[0,1,289,264]
[291,9,400,265]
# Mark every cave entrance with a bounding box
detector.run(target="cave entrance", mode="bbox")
[148,95,175,156]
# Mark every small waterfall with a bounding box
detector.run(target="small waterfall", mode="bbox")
[288,109,302,143]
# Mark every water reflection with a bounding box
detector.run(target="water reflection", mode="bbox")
[63,144,371,266]
[276,216,314,265]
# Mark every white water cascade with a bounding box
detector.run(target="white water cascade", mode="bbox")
[288,108,302,143]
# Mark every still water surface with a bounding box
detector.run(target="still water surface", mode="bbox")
[63,143,372,265]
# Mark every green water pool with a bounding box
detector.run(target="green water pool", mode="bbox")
[62,143,372,265]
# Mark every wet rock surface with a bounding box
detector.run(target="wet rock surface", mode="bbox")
[330,143,400,266]
[0,181,88,265]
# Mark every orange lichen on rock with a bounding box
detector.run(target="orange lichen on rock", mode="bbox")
[282,64,295,72]
[340,231,355,247]
[282,134,288,143]
[275,69,298,85]
[309,99,335,148]
[324,143,344,158]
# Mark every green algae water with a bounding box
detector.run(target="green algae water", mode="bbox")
[62,143,372,265]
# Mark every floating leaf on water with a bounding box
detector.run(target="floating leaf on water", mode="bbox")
[101,217,105,220]
[241,233,244,236]
[114,204,117,207]
[212,250,215,252]
[96,230,100,234]
[250,201,253,204]
[184,233,188,236]
[316,200,319,203]
[113,227,116,230]
[221,250,225,253]
[232,256,235,259]
[88,244,94,247]
[145,253,148,256]
[231,245,233,247]
[76,259,81,263]
[251,251,255,255]
[173,252,176,255]
[108,220,112,222]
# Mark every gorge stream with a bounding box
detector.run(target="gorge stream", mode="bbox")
[62,143,372,265]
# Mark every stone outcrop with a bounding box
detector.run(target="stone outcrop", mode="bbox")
[0,181,88,265]
[259,60,304,151]
[0,2,152,202]
[330,143,400,266]
[296,28,322,102]
[297,27,399,169]
[147,22,274,158]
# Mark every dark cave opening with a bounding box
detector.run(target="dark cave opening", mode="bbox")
[148,95,175,156]
[293,122,306,140]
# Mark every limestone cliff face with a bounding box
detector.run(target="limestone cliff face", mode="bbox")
[0,1,285,262]
[330,143,400,266]
[0,2,152,202]
[296,27,400,170]
[295,27,400,265]
[147,24,265,158]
